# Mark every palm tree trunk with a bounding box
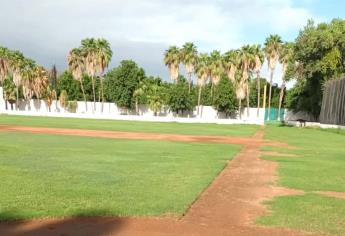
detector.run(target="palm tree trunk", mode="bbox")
[211,83,214,101]
[268,68,274,120]
[278,80,286,121]
[91,76,96,112]
[79,80,87,112]
[188,73,192,94]
[257,73,260,117]
[135,98,139,115]
[16,87,19,110]
[100,78,104,113]
[197,86,202,116]
[246,82,250,117]
[238,99,242,119]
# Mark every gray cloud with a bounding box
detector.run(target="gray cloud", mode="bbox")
[0,0,316,84]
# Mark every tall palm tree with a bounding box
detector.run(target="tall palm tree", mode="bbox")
[0,47,10,85]
[21,59,37,110]
[238,45,255,117]
[250,45,264,117]
[278,42,294,120]
[32,65,49,100]
[164,46,180,83]
[81,38,98,111]
[264,34,282,119]
[95,39,112,112]
[209,50,223,99]
[223,49,240,83]
[181,42,198,93]
[195,53,210,116]
[8,51,26,109]
[68,48,87,111]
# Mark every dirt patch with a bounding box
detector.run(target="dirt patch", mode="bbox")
[0,125,285,147]
[0,126,321,236]
[317,191,345,199]
[261,151,302,158]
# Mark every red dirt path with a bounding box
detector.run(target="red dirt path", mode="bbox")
[0,126,321,236]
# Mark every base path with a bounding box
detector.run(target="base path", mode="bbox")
[0,126,321,236]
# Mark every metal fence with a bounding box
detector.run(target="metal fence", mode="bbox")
[320,78,345,125]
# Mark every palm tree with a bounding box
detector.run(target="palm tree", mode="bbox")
[195,53,210,116]
[164,46,180,83]
[21,59,37,110]
[181,42,198,93]
[95,39,112,112]
[250,45,264,117]
[147,84,163,116]
[68,48,87,111]
[32,65,49,100]
[133,81,147,115]
[7,50,25,109]
[238,45,255,117]
[81,38,99,111]
[278,42,294,120]
[45,85,57,112]
[209,50,223,98]
[223,49,240,83]
[264,34,282,119]
[0,47,10,85]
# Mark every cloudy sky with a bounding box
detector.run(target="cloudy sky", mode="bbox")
[1,0,344,85]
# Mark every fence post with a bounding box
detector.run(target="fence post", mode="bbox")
[263,84,267,121]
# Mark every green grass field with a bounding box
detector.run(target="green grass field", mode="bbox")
[0,131,240,220]
[0,114,259,137]
[259,125,345,236]
[1,115,345,235]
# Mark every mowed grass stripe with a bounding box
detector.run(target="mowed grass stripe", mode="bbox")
[0,131,240,220]
[0,115,259,137]
[258,125,345,236]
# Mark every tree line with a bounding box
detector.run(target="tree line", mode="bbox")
[7,17,344,118]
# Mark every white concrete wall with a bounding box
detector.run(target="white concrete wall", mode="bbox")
[0,86,272,125]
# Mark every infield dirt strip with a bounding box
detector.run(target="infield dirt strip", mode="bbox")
[0,125,321,236]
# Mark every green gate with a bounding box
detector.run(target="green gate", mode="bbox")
[264,108,285,122]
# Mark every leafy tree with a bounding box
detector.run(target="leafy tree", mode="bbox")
[167,77,193,115]
[288,19,345,118]
[213,76,238,117]
[104,60,145,110]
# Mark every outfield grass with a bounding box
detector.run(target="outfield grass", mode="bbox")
[0,131,240,220]
[0,114,258,137]
[259,125,345,235]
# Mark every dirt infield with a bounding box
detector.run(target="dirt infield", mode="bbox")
[0,126,321,236]
[0,125,286,147]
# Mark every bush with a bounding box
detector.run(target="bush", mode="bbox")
[213,76,238,117]
[67,100,78,113]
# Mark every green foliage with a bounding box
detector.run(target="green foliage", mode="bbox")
[167,77,193,115]
[59,90,68,108]
[212,76,238,116]
[289,19,345,117]
[56,71,99,101]
[104,60,145,109]
[67,100,78,113]
[3,76,16,104]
